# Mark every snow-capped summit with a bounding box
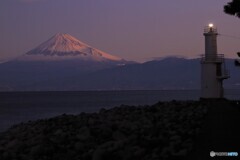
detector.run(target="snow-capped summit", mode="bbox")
[19,33,123,62]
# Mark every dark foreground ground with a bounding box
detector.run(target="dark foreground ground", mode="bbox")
[0,100,239,160]
[186,99,240,160]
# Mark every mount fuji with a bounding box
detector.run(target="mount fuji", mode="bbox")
[0,33,134,90]
[17,33,125,63]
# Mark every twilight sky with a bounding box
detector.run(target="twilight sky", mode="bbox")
[0,0,239,62]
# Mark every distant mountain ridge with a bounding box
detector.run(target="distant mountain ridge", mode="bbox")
[0,56,239,91]
[0,32,238,91]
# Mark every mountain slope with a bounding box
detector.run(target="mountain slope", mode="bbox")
[17,33,123,62]
[27,57,239,91]
[63,57,201,90]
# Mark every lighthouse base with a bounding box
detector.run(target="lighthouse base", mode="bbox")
[201,63,224,99]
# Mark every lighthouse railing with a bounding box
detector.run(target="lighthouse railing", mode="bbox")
[201,54,224,63]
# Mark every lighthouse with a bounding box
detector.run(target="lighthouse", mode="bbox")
[201,24,230,98]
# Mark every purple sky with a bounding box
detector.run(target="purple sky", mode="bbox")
[0,0,239,62]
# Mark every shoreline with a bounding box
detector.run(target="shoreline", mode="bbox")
[0,100,208,160]
[0,99,239,159]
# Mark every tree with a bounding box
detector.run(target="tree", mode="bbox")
[224,1,240,66]
[224,0,240,18]
[235,52,240,66]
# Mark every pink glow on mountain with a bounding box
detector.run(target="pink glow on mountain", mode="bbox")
[22,33,123,62]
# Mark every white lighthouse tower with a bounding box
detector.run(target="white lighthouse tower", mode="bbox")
[201,24,230,98]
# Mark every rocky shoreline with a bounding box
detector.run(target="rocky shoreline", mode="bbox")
[0,101,209,160]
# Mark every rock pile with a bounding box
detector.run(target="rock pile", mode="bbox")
[0,101,208,160]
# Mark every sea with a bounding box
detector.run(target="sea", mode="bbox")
[0,90,239,132]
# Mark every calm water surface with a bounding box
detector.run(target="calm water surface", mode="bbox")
[0,90,239,132]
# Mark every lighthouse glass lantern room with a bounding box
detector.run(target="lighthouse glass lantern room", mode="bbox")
[201,24,230,98]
